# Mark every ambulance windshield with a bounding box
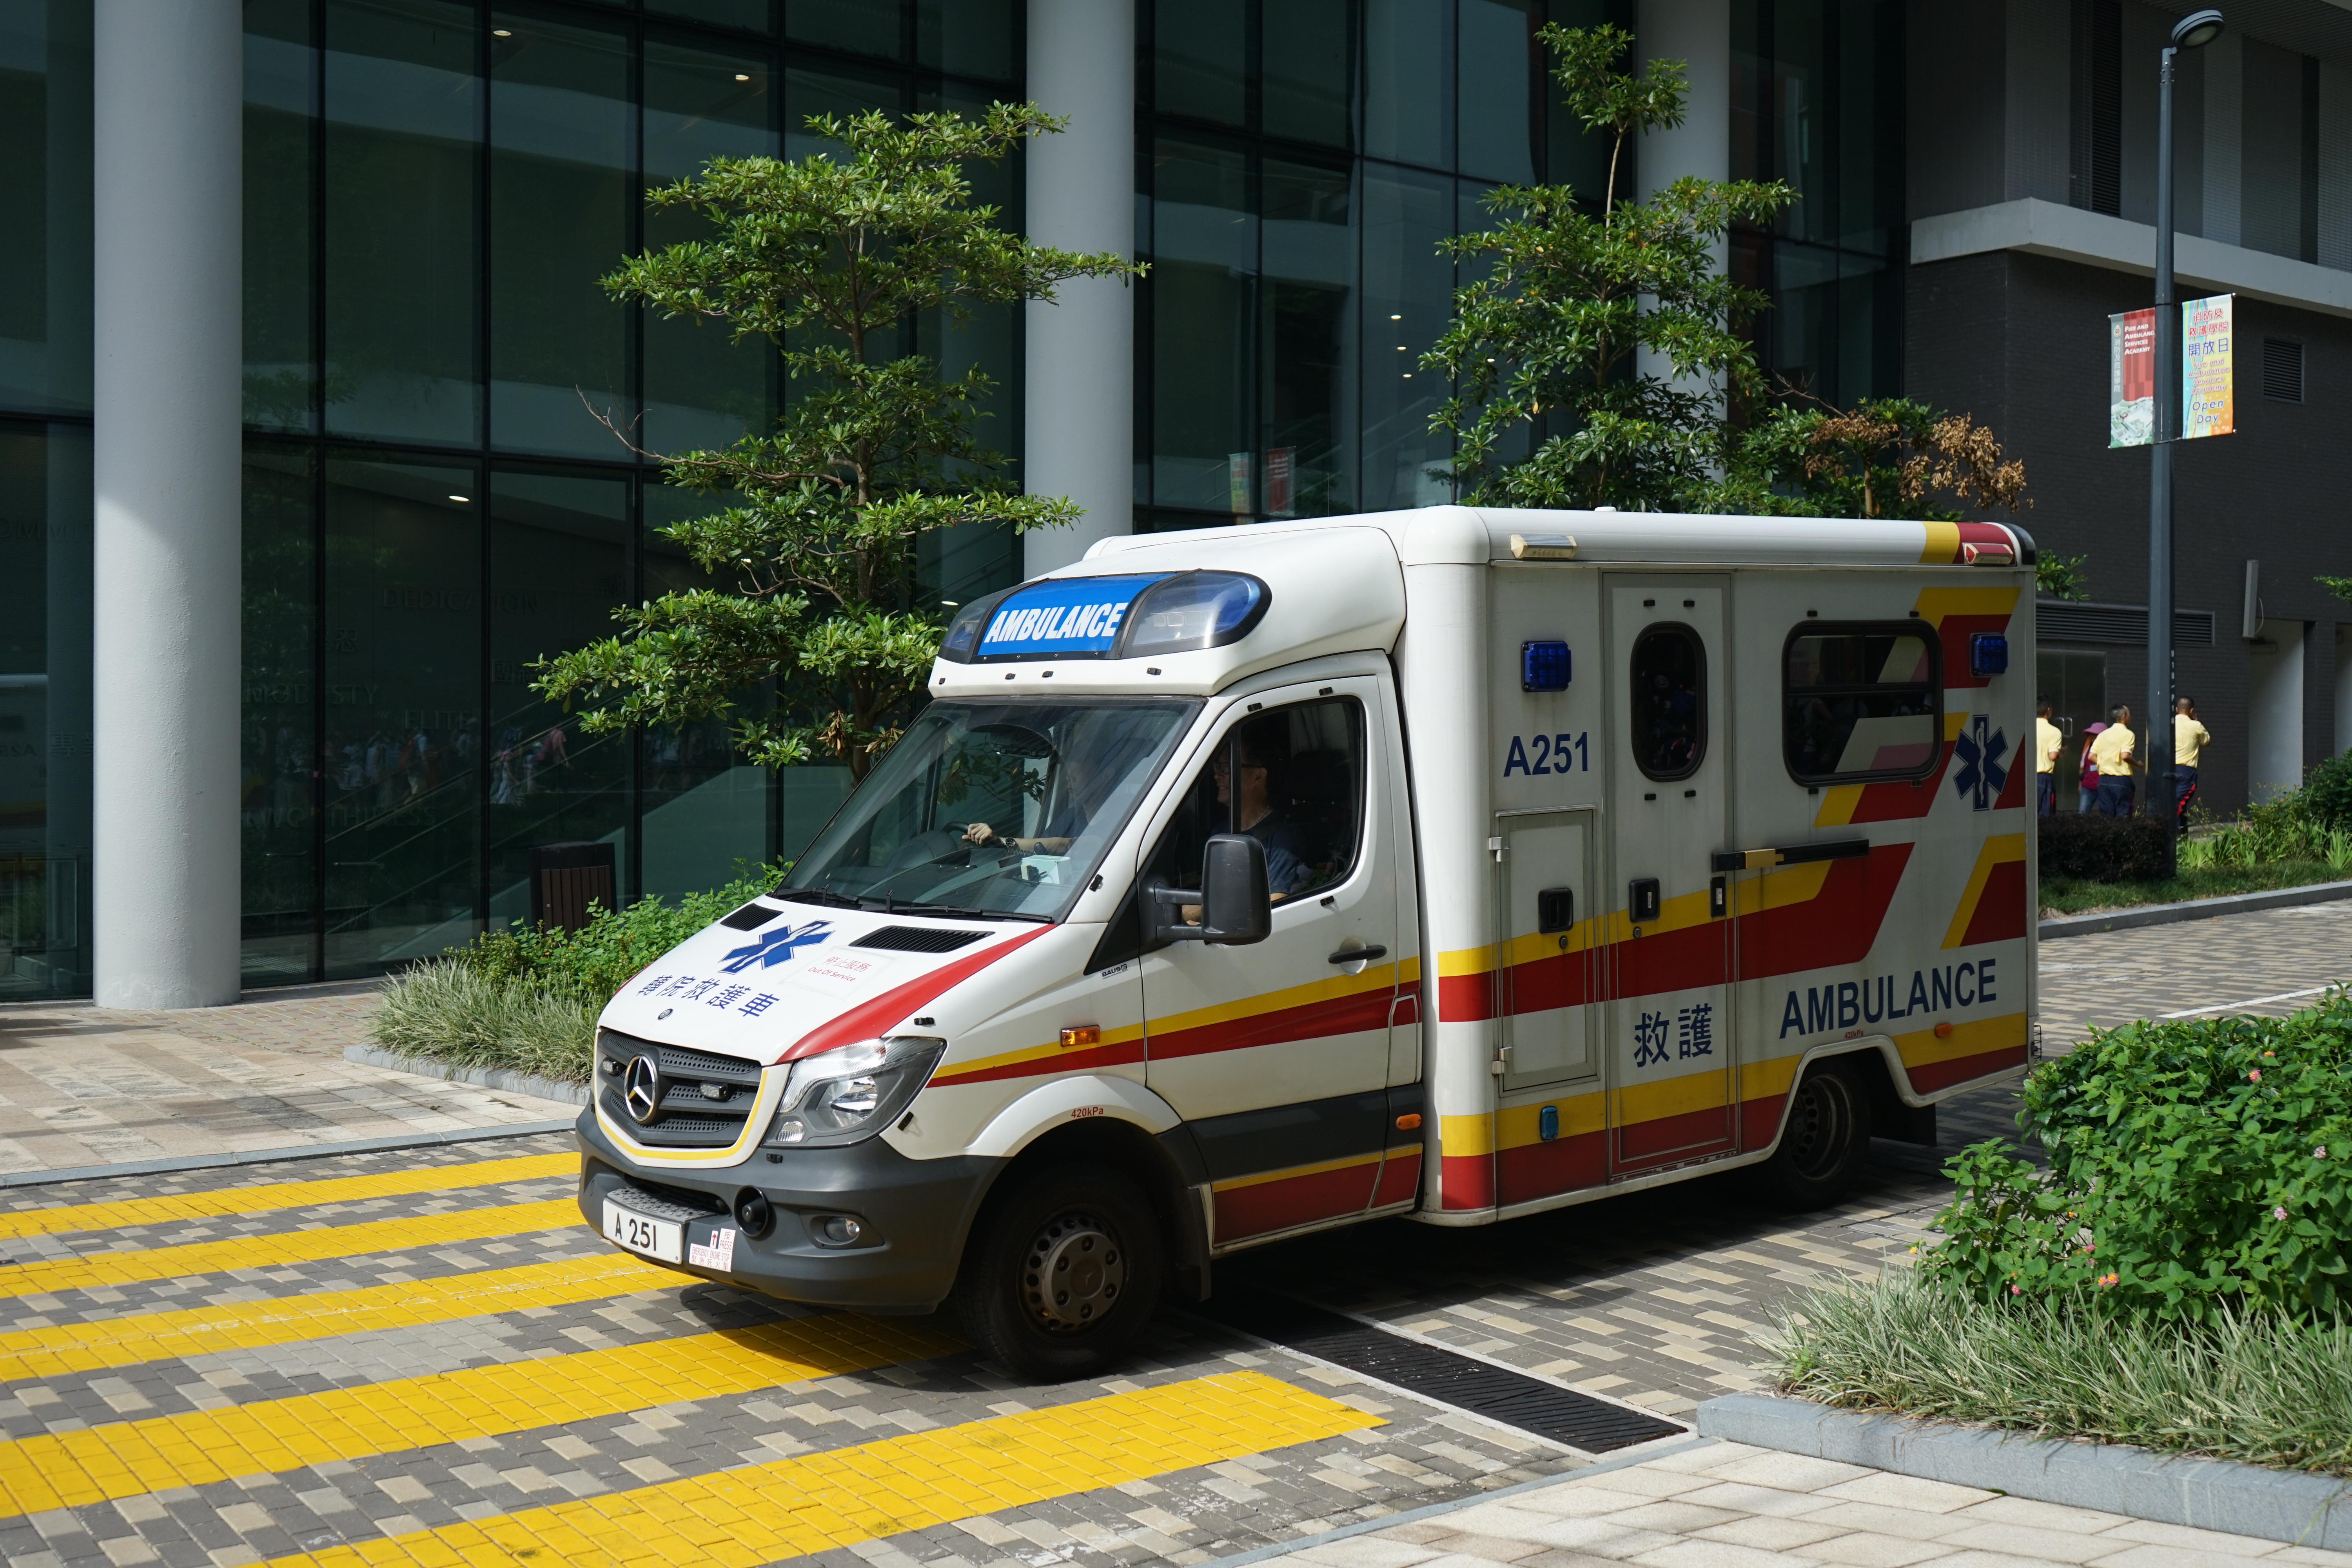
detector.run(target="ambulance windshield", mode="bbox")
[780,698,1201,920]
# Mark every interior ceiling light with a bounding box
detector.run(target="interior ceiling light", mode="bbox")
[448,494,471,503]
[734,73,752,81]
[492,27,512,36]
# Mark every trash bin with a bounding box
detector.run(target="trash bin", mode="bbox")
[530,841,615,933]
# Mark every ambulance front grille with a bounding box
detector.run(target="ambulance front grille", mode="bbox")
[596,1029,766,1149]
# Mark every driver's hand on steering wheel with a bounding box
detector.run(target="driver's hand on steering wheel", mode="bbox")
[962,822,1000,847]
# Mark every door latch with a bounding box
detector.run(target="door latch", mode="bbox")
[1487,836,1505,862]
[1490,1045,1512,1075]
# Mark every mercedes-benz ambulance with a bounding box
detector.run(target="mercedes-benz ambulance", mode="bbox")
[575,506,2036,1379]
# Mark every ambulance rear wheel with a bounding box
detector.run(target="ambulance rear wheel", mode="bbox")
[953,1163,1164,1382]
[1762,1062,1871,1210]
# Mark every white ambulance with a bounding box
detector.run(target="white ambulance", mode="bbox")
[576,507,2036,1379]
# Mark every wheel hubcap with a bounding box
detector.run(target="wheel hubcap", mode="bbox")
[1787,1075,1855,1179]
[1022,1210,1124,1334]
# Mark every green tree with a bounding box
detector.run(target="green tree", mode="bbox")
[535,106,1139,780]
[1424,24,1793,510]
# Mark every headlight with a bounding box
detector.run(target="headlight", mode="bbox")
[764,1037,943,1148]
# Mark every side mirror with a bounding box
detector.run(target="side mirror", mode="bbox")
[1147,833,1272,946]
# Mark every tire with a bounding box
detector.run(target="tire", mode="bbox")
[1761,1060,1873,1210]
[952,1162,1164,1382]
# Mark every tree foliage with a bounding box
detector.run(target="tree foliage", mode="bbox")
[1424,24,1793,510]
[535,105,1139,779]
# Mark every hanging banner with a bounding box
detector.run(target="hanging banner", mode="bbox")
[2182,293,2235,439]
[2109,308,2155,447]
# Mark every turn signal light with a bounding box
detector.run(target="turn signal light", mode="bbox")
[1934,1022,1954,1038]
[1059,1025,1101,1049]
[1395,1113,1423,1131]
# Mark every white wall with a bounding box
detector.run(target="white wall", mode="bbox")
[2247,619,2306,802]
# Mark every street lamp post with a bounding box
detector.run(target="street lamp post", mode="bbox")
[2149,8,2223,871]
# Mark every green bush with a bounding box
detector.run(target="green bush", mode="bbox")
[1764,1269,2352,1475]
[2035,811,2171,881]
[453,863,784,1007]
[1922,992,2352,1318]
[370,959,601,1083]
[2293,749,2352,834]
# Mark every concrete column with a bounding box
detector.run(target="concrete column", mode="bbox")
[1023,0,1134,576]
[1636,0,1731,392]
[92,0,242,1008]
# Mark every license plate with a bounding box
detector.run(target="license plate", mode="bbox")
[601,1199,682,1263]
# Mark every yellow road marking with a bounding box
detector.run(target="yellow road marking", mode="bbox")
[0,1153,577,1241]
[0,1254,671,1381]
[0,1313,964,1515]
[254,1372,1372,1568]
[0,1199,584,1299]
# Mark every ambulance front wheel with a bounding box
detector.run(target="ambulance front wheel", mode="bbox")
[1762,1062,1872,1210]
[953,1162,1165,1381]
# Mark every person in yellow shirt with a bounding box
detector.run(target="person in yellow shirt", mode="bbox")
[2035,697,2063,817]
[2173,695,2210,835]
[2089,704,2136,817]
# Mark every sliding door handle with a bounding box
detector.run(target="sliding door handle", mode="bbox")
[1328,944,1388,965]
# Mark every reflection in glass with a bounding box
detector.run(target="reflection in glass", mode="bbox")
[246,0,316,432]
[787,0,900,61]
[1361,165,1452,510]
[1156,0,1247,127]
[323,457,483,976]
[1783,628,1939,782]
[1365,0,1451,169]
[0,0,92,416]
[783,62,899,162]
[490,14,634,458]
[646,0,772,31]
[488,470,633,928]
[916,0,1014,81]
[1261,159,1354,517]
[0,422,92,998]
[1458,0,1539,185]
[1264,0,1350,148]
[243,446,317,984]
[644,40,777,457]
[325,0,482,445]
[1630,625,1705,782]
[1150,139,1256,517]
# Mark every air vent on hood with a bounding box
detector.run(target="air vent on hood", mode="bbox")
[852,925,990,953]
[718,901,780,931]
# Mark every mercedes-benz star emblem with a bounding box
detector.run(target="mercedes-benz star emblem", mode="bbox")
[623,1054,665,1125]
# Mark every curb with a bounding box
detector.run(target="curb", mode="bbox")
[2039,877,2352,940]
[343,1044,592,1108]
[0,1119,579,1189]
[1697,1395,2352,1550]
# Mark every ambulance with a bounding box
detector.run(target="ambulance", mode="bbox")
[576,506,2036,1379]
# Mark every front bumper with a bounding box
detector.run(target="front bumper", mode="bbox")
[575,1109,1003,1314]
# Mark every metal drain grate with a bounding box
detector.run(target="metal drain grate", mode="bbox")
[1198,1285,1684,1453]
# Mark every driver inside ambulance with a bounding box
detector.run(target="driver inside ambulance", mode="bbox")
[1210,729,1314,897]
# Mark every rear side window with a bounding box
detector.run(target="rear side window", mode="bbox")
[1630,625,1706,781]
[1784,625,1942,783]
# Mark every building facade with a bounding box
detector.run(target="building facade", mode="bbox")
[2,0,2348,1004]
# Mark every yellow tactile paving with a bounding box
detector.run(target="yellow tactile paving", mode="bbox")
[0,1153,577,1240]
[0,1253,671,1381]
[0,1312,964,1515]
[256,1372,1374,1568]
[0,1199,583,1299]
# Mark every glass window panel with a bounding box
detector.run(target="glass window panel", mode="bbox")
[2241,40,2310,261]
[0,2,92,416]
[1361,164,1451,510]
[1264,0,1350,148]
[1156,0,1248,127]
[916,0,1014,81]
[488,469,633,927]
[1459,0,1539,184]
[246,0,316,434]
[324,0,481,446]
[1766,0,1831,245]
[640,482,775,898]
[782,62,899,162]
[323,457,483,977]
[0,421,92,998]
[1261,158,1354,517]
[1834,0,1895,256]
[1365,0,1451,169]
[1544,0,1611,194]
[1784,626,1940,783]
[1630,624,1705,781]
[242,444,318,985]
[644,39,778,458]
[1150,138,1257,517]
[787,0,901,60]
[489,13,633,459]
[648,0,774,32]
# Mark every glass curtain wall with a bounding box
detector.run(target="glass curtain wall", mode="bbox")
[238,0,1022,986]
[1730,0,1905,408]
[1137,0,1627,532]
[0,0,93,1000]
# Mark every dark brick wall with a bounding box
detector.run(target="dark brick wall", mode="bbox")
[1905,249,2352,817]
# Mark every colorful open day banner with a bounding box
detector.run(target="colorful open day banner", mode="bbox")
[2109,295,2233,447]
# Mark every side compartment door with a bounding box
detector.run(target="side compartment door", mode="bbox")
[1605,577,1736,1173]
[1141,678,1398,1247]
[1495,807,1603,1205]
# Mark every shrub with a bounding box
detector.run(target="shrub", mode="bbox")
[454,862,784,1007]
[2035,811,2171,881]
[371,959,601,1083]
[1920,991,2352,1319]
[2296,749,2352,833]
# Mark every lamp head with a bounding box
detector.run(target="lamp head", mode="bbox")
[2172,9,2224,49]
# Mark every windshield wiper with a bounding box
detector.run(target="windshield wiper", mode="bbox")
[890,901,1053,924]
[767,887,862,909]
